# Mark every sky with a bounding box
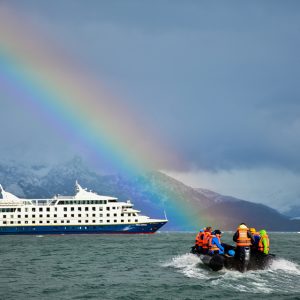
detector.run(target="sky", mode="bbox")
[1,0,300,212]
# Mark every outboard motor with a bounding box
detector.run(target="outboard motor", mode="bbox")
[239,247,251,272]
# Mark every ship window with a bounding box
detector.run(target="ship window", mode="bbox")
[32,208,36,212]
[17,208,21,212]
[78,214,81,217]
[54,214,57,218]
[39,221,43,224]
[32,214,35,218]
[99,214,103,217]
[17,215,21,218]
[106,207,110,211]
[47,214,50,218]
[25,215,28,218]
[55,208,57,212]
[71,207,74,211]
[121,214,124,217]
[64,207,67,212]
[92,214,96,217]
[78,220,81,223]
[71,214,74,217]
[86,214,88,217]
[100,220,103,223]
[47,221,50,224]
[107,220,110,223]
[114,220,117,223]
[61,220,64,223]
[3,215,6,218]
[121,220,124,223]
[39,208,43,212]
[107,214,110,217]
[10,215,13,218]
[18,221,21,224]
[78,207,82,211]
[54,220,57,224]
[128,213,131,216]
[92,220,95,223]
[25,221,28,224]
[113,207,116,210]
[32,221,35,224]
[3,221,6,224]
[46,207,50,212]
[64,214,67,217]
[85,207,88,211]
[135,219,138,222]
[25,208,28,212]
[67,220,70,223]
[92,207,96,211]
[99,208,103,211]
[39,214,43,218]
[10,221,14,224]
[85,220,88,223]
[114,213,117,217]
[128,219,131,222]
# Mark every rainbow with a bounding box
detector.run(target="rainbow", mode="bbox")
[0,5,210,230]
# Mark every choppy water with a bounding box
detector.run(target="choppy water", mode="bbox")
[0,232,299,299]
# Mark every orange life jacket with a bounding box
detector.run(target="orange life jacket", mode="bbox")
[236,228,251,246]
[208,235,220,252]
[202,231,211,249]
[258,234,270,252]
[195,231,205,246]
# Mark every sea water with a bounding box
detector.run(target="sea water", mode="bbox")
[0,232,299,299]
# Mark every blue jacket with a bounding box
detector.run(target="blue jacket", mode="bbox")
[209,236,224,254]
[253,234,260,245]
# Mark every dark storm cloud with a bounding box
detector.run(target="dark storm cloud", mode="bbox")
[2,0,300,171]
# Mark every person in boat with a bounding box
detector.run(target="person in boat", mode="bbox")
[233,223,255,259]
[250,227,260,252]
[258,229,270,255]
[201,226,212,254]
[195,228,205,253]
[208,230,224,255]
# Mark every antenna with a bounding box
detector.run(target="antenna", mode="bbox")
[164,209,168,221]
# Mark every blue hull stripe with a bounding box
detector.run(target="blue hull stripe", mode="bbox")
[0,222,166,235]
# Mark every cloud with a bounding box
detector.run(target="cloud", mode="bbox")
[1,0,300,174]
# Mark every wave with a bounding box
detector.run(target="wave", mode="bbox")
[163,253,300,294]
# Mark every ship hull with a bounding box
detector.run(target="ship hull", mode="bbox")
[0,221,167,235]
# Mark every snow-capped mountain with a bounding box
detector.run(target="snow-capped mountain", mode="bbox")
[0,157,299,231]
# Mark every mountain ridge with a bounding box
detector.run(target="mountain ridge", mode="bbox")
[0,157,299,231]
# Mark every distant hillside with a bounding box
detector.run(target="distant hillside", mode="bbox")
[195,188,300,230]
[0,157,299,231]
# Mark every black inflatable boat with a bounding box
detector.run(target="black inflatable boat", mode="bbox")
[191,245,275,272]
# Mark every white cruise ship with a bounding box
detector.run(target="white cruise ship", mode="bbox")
[0,182,167,235]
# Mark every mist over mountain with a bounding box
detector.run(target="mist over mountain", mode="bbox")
[0,157,299,231]
[284,205,300,219]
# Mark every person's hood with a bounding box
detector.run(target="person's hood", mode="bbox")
[259,229,267,236]
[238,224,248,229]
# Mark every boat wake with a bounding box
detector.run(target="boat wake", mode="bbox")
[163,253,300,294]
